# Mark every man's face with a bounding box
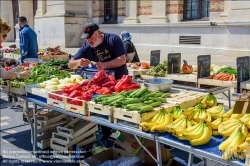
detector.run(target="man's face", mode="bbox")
[86,31,101,48]
[0,32,7,43]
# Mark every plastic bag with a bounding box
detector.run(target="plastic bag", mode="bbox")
[100,155,144,166]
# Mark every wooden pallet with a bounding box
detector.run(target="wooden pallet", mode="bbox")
[198,77,237,88]
[57,119,96,139]
[87,101,114,122]
[47,91,66,109]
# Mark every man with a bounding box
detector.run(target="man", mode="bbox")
[18,16,38,63]
[68,23,128,79]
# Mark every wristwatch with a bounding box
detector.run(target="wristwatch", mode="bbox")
[16,73,20,79]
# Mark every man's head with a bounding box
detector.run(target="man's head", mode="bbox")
[0,19,11,43]
[18,16,28,27]
[81,23,103,47]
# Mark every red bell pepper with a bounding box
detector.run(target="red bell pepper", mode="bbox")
[69,96,83,106]
[82,93,93,101]
[114,75,132,92]
[108,74,116,83]
[64,83,81,93]
[102,87,112,94]
[87,80,95,88]
[57,92,69,101]
[95,77,109,87]
[102,81,116,87]
[69,90,81,98]
[121,83,140,91]
[107,86,114,92]
[80,80,91,87]
[91,85,101,92]
[93,70,107,83]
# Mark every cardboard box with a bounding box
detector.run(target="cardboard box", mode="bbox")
[115,132,171,165]
[82,148,133,166]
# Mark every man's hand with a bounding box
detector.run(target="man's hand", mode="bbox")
[95,62,105,70]
[78,58,90,67]
[19,71,31,78]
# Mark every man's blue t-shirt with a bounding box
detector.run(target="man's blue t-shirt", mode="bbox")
[73,33,128,79]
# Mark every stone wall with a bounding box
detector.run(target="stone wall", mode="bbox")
[210,0,224,12]
[138,0,152,15]
[92,0,104,18]
[118,0,126,16]
[167,0,184,14]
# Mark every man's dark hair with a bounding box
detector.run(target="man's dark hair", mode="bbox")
[18,16,27,23]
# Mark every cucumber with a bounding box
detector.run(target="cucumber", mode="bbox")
[138,105,154,114]
[150,101,162,107]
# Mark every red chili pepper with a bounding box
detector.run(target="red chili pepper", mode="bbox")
[82,93,93,101]
[69,90,81,98]
[64,83,81,93]
[108,74,116,83]
[121,83,140,91]
[80,80,91,87]
[91,85,101,92]
[87,80,95,88]
[93,70,107,83]
[114,75,132,92]
[102,81,116,87]
[107,86,114,92]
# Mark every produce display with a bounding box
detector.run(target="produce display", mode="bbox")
[208,66,237,81]
[47,46,67,55]
[182,60,193,74]
[38,75,83,90]
[127,62,151,69]
[0,47,19,53]
[145,61,168,77]
[43,60,69,66]
[94,88,170,114]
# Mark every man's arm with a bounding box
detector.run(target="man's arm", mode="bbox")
[68,58,81,69]
[19,31,28,57]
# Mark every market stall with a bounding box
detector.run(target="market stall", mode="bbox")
[0,54,249,166]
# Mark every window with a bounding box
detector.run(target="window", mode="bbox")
[183,0,210,20]
[103,0,118,24]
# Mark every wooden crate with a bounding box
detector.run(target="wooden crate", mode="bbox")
[140,74,167,80]
[47,91,66,109]
[37,114,68,129]
[37,138,50,149]
[198,78,237,88]
[87,101,114,122]
[57,119,96,139]
[64,96,87,115]
[50,53,68,60]
[25,84,49,98]
[167,73,197,83]
[113,108,160,130]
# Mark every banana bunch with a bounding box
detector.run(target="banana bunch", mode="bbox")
[170,105,183,120]
[206,105,226,120]
[140,108,173,132]
[218,118,247,138]
[165,116,192,133]
[221,106,234,119]
[219,127,247,160]
[174,121,212,146]
[184,102,212,122]
[205,117,223,136]
[231,133,250,160]
[200,93,217,108]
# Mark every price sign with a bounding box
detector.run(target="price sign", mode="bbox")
[150,50,160,67]
[167,53,181,74]
[236,56,250,93]
[197,55,211,78]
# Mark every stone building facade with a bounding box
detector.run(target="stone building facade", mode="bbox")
[1,0,250,56]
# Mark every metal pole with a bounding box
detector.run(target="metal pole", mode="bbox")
[188,153,194,166]
[156,140,162,166]
[228,89,231,109]
[24,100,34,145]
[33,103,38,157]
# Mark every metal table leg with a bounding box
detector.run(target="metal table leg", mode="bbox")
[156,140,162,166]
[33,103,38,156]
[24,100,34,145]
[228,89,231,108]
[188,153,194,166]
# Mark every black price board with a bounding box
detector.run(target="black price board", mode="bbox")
[167,53,181,74]
[197,55,211,78]
[236,56,250,93]
[150,50,160,67]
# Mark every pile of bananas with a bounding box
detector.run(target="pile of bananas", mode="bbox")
[140,107,173,132]
[200,93,217,108]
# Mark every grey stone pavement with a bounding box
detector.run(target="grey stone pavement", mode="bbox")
[1,41,239,166]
